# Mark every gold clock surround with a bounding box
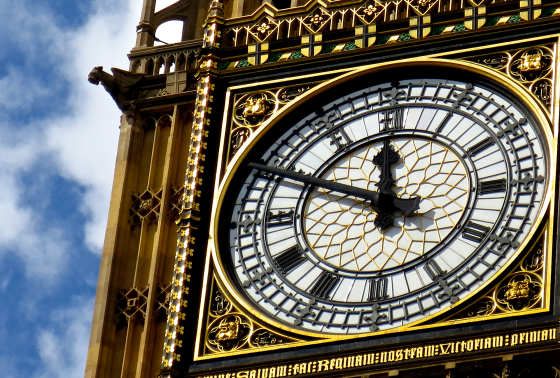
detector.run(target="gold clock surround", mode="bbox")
[195,57,555,359]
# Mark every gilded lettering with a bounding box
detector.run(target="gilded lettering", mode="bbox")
[424,345,435,357]
[484,338,492,349]
[238,372,248,378]
[493,336,503,348]
[474,339,481,350]
[396,350,403,361]
[367,353,375,365]
[511,334,519,347]
[308,362,313,372]
[410,348,416,359]
[440,344,451,355]
[461,341,467,352]
[416,347,423,358]
[375,353,379,363]
[330,359,336,370]
[317,360,329,372]
[388,351,395,362]
[300,363,306,374]
[250,370,256,378]
[292,365,298,375]
[530,331,538,343]
[269,367,275,378]
[335,358,343,369]
[466,340,473,351]
[277,366,287,377]
[520,333,526,344]
[347,356,354,368]
[380,351,388,363]
[355,355,362,367]
[549,328,556,340]
[262,368,268,378]
[343,357,347,369]
[312,361,317,372]
[542,330,549,341]
[287,365,292,376]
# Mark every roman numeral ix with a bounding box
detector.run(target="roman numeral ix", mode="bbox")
[267,209,294,227]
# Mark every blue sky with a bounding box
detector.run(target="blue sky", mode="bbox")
[0,0,182,376]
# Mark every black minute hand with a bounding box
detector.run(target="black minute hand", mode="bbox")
[248,162,419,218]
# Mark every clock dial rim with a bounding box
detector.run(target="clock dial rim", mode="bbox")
[210,60,554,338]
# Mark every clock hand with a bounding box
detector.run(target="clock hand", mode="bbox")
[248,163,420,219]
[371,138,421,229]
[373,139,400,195]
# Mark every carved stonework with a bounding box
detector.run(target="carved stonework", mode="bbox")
[465,44,555,112]
[154,282,172,320]
[207,315,252,352]
[228,84,318,162]
[129,188,162,227]
[510,48,553,82]
[234,92,276,127]
[210,289,232,317]
[88,66,144,110]
[115,286,150,326]
[200,273,309,358]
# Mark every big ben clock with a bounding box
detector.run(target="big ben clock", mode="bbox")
[211,61,553,336]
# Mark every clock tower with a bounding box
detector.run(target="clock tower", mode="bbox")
[85,0,560,377]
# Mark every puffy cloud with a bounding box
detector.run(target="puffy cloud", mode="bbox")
[0,0,142,376]
[35,297,95,378]
[0,0,191,375]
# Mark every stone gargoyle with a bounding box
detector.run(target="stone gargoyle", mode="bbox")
[88,66,144,111]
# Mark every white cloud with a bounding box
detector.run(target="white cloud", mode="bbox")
[45,0,137,252]
[35,297,95,378]
[0,0,163,375]
[0,68,50,110]
[0,0,137,280]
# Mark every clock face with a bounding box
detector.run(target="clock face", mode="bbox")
[222,75,550,335]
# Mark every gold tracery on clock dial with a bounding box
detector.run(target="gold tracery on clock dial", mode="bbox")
[303,138,469,272]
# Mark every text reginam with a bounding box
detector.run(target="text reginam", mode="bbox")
[198,328,558,378]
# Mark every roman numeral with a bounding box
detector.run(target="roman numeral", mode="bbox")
[462,221,491,243]
[273,245,306,275]
[478,178,507,195]
[368,277,389,301]
[309,271,339,299]
[436,112,452,134]
[326,128,353,151]
[424,259,446,281]
[380,108,405,131]
[466,137,495,157]
[267,209,294,227]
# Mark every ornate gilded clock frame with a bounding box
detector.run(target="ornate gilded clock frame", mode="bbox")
[194,36,558,360]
